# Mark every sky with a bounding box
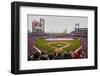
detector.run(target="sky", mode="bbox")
[27,14,88,33]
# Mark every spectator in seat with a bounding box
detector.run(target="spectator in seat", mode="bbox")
[28,55,33,61]
[39,51,48,60]
[73,52,80,59]
[33,52,40,60]
[54,52,63,59]
[48,53,54,60]
[63,51,72,59]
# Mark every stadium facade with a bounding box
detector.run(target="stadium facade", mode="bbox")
[70,23,88,38]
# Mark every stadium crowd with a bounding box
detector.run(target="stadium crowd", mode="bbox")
[28,33,87,61]
[28,51,72,61]
[28,46,87,61]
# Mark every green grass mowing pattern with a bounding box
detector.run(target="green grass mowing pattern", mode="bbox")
[35,38,54,53]
[63,39,81,53]
[35,38,80,53]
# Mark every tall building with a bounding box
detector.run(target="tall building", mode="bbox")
[32,18,45,33]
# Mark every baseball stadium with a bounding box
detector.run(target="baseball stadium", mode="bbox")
[28,18,88,61]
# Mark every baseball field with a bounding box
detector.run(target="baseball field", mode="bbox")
[34,38,81,53]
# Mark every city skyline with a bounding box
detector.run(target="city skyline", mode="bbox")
[27,14,88,33]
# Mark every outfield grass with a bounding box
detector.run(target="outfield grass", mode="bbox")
[35,38,54,53]
[63,39,80,52]
[34,38,80,53]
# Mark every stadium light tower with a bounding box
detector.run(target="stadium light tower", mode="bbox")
[40,18,45,32]
[75,23,80,31]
